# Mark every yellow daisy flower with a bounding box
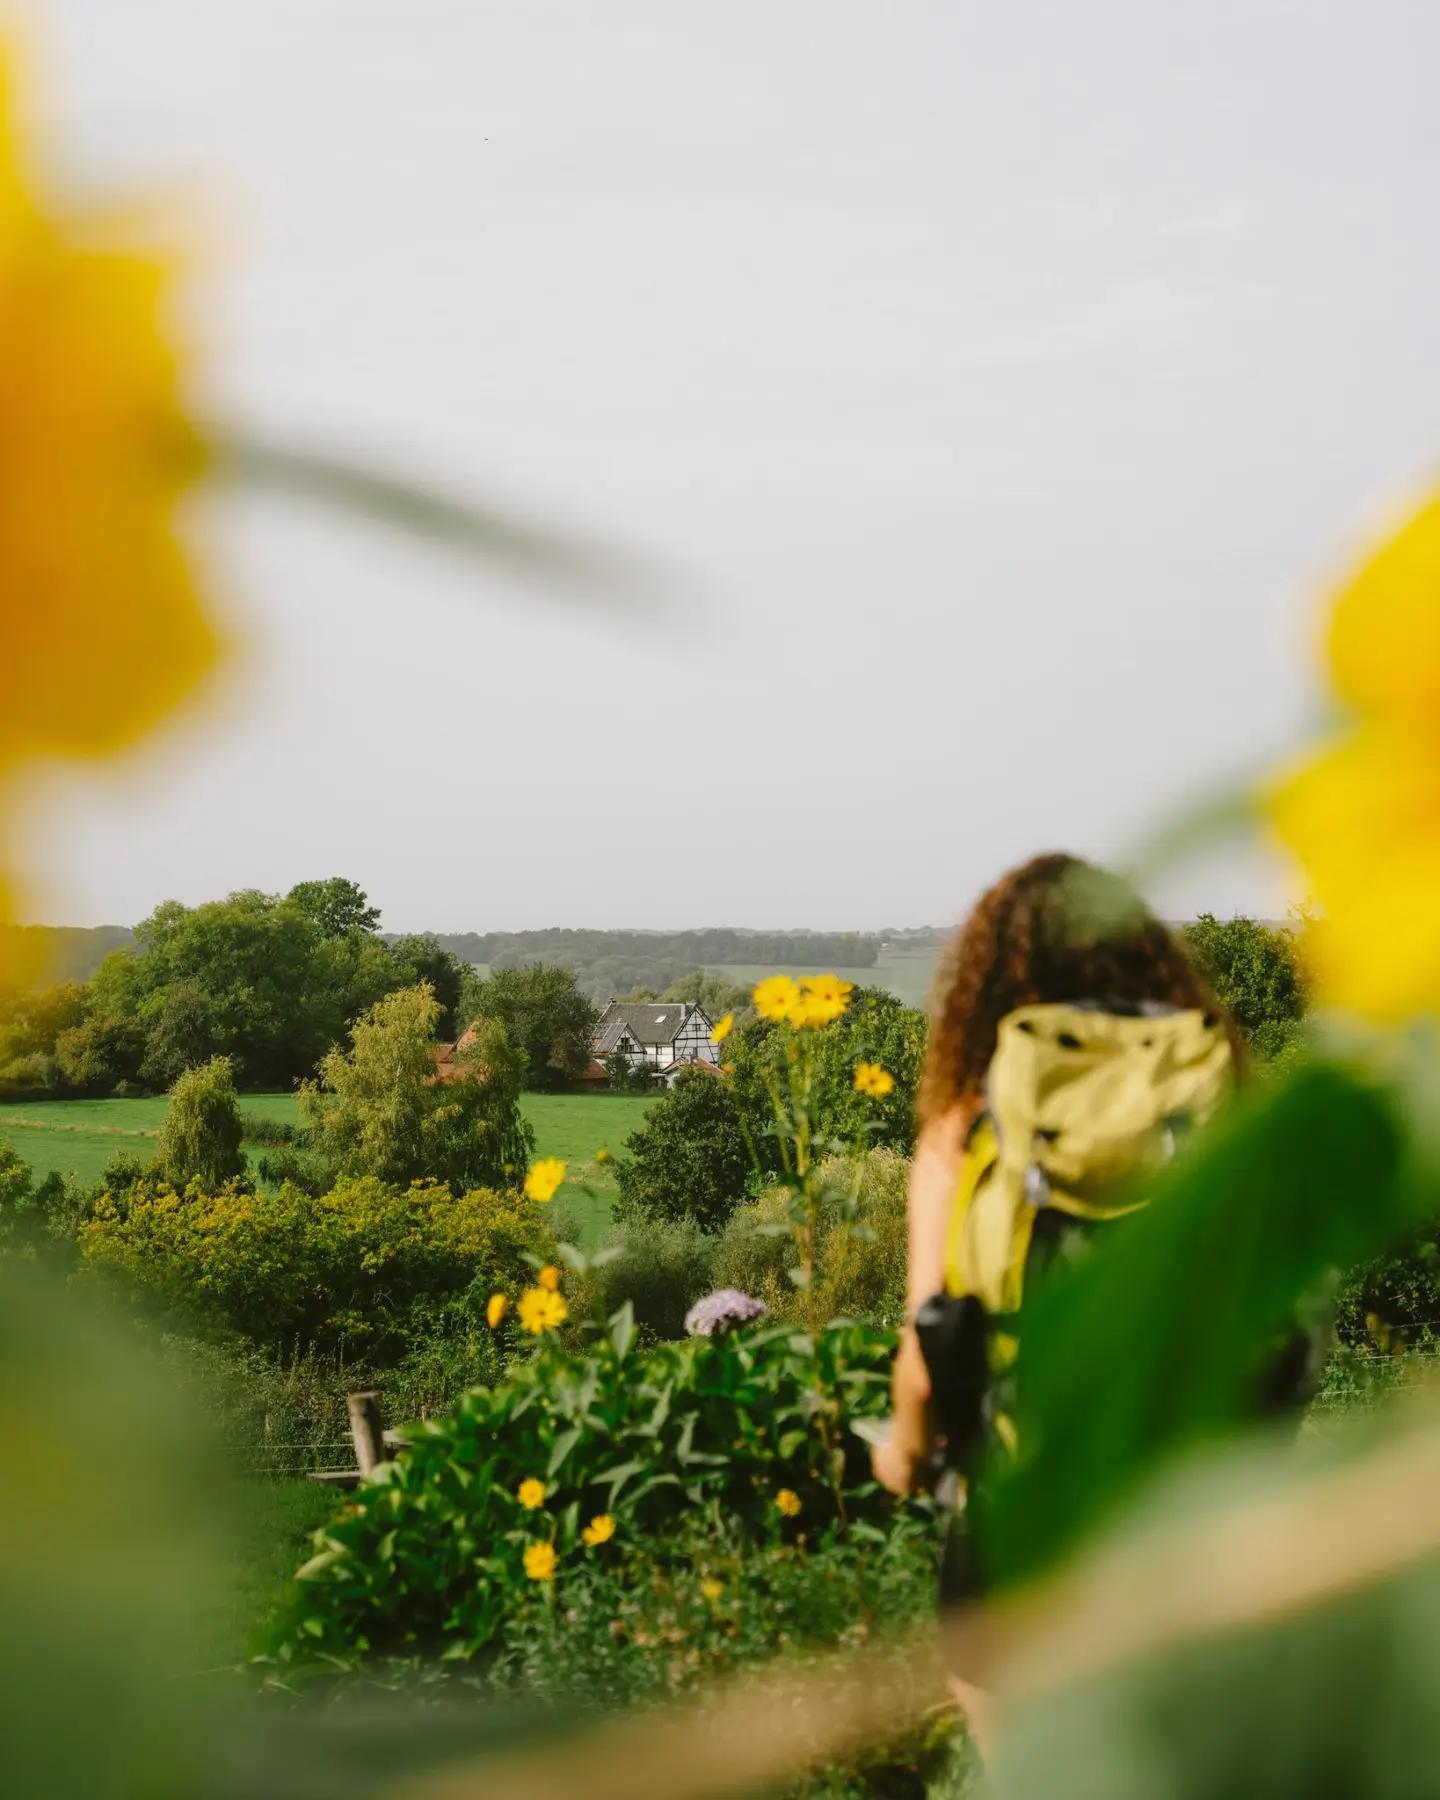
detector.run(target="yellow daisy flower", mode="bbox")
[581,1513,615,1546]
[523,1157,566,1203]
[516,1286,569,1334]
[711,1012,734,1044]
[517,1478,546,1510]
[775,1488,802,1518]
[1266,487,1440,1018]
[485,1292,508,1328]
[700,1577,724,1602]
[523,1540,557,1582]
[793,973,853,1028]
[753,976,801,1022]
[853,1061,895,1097]
[537,1264,561,1292]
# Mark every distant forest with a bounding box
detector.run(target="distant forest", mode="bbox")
[0,922,933,999]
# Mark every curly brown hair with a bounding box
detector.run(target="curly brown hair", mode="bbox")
[917,851,1240,1128]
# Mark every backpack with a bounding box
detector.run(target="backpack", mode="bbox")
[918,1001,1234,1472]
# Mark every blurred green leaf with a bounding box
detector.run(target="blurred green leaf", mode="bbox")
[980,1061,1427,1589]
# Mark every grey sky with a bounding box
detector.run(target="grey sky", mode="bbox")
[16,0,1440,932]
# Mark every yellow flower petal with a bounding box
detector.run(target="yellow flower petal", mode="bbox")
[537,1264,561,1291]
[1327,488,1440,718]
[581,1512,615,1546]
[523,1157,566,1203]
[517,1478,546,1510]
[516,1286,569,1334]
[752,976,801,1023]
[485,1292,508,1328]
[775,1487,802,1518]
[523,1540,556,1582]
[711,1012,733,1044]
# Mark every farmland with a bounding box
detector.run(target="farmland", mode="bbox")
[0,1090,656,1244]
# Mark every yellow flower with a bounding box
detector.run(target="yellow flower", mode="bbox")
[517,1478,546,1510]
[752,976,802,1022]
[486,1292,508,1329]
[700,1577,724,1602]
[792,973,853,1028]
[516,1286,569,1334]
[581,1513,615,1546]
[537,1264,561,1291]
[523,1540,557,1582]
[1265,487,1440,1019]
[853,1061,895,1098]
[594,1146,611,1164]
[775,1488,802,1518]
[524,1157,567,1203]
[712,1012,734,1044]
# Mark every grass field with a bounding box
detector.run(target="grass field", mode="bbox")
[0,1090,655,1246]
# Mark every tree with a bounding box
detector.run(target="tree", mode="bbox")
[727,985,928,1170]
[463,965,598,1091]
[389,934,466,1040]
[624,971,753,1029]
[155,1057,246,1190]
[614,1067,753,1231]
[53,1011,145,1094]
[286,877,381,940]
[303,984,533,1192]
[1182,914,1308,1059]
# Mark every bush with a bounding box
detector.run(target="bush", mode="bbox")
[569,1213,719,1340]
[78,1176,556,1362]
[1181,914,1308,1058]
[237,1110,300,1146]
[728,987,928,1169]
[614,1066,753,1230]
[716,1149,909,1327]
[155,1056,246,1189]
[259,1315,908,1672]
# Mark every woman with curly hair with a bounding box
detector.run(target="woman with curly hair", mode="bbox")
[872,852,1241,1749]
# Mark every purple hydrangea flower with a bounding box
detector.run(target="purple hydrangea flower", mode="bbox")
[684,1288,768,1337]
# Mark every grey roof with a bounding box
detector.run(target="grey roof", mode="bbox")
[593,1001,707,1050]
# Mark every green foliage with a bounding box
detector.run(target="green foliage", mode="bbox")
[389,933,466,1039]
[462,963,599,1090]
[729,986,928,1167]
[302,985,534,1193]
[603,1047,655,1093]
[0,980,87,1096]
[155,1056,245,1190]
[570,1213,719,1340]
[260,1315,907,1670]
[1182,913,1308,1059]
[625,970,754,1028]
[615,1066,753,1231]
[285,877,382,940]
[80,1174,554,1362]
[977,1062,1422,1591]
[716,1149,909,1328]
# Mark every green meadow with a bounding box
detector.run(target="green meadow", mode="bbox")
[0,1090,656,1245]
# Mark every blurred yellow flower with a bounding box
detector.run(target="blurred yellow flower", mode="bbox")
[799,973,853,1024]
[517,1478,546,1510]
[524,1157,566,1203]
[516,1286,569,1334]
[523,1541,556,1582]
[753,976,801,1022]
[700,1577,723,1602]
[0,52,218,975]
[712,1012,734,1044]
[485,1292,508,1329]
[581,1513,615,1546]
[853,1061,895,1097]
[775,1488,801,1518]
[537,1264,561,1291]
[1266,487,1440,1019]
[594,1146,611,1164]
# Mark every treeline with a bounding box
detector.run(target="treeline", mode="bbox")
[425,928,882,1002]
[0,923,135,983]
[0,879,466,1098]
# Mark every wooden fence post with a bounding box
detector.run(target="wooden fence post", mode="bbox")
[346,1391,386,1477]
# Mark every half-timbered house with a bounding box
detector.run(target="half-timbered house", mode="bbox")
[592,1001,720,1085]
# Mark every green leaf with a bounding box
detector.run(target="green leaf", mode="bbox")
[609,1300,636,1362]
[556,1241,589,1274]
[546,1427,583,1479]
[979,1061,1425,1590]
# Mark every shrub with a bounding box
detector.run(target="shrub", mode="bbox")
[302,986,534,1193]
[155,1056,246,1189]
[1181,914,1308,1058]
[78,1176,555,1362]
[568,1213,719,1340]
[614,1066,753,1230]
[237,1110,300,1146]
[716,1149,909,1327]
[259,1314,907,1672]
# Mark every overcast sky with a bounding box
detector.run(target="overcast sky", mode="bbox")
[15,0,1440,932]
